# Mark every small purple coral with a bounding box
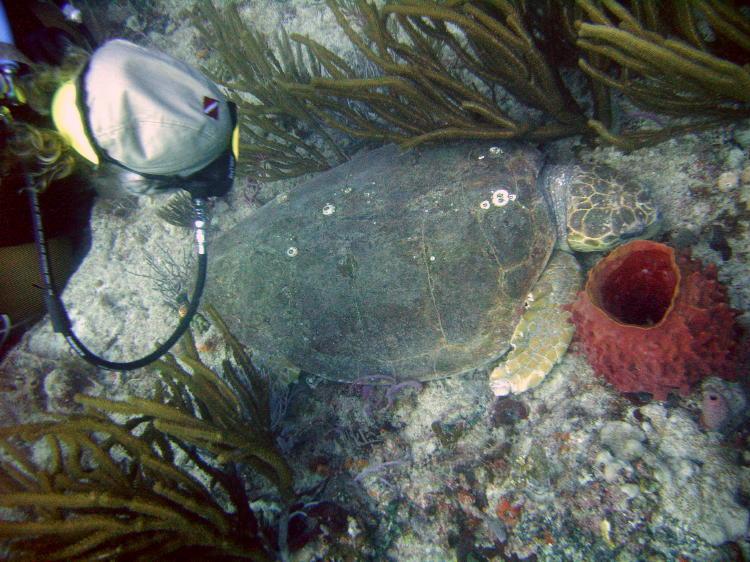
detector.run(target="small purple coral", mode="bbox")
[701,390,730,431]
[700,377,747,432]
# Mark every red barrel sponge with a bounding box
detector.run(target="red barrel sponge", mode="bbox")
[568,240,743,400]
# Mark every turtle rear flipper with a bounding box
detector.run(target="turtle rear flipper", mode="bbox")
[489,251,581,396]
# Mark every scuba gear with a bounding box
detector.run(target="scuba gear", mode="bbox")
[1,1,25,107]
[26,38,238,370]
[0,62,24,107]
[26,178,211,370]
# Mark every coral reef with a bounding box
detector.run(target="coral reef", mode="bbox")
[0,305,294,560]
[569,240,743,400]
[594,404,749,547]
[298,351,749,559]
[195,0,750,167]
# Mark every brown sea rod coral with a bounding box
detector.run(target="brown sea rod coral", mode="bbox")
[196,0,750,162]
[0,305,293,561]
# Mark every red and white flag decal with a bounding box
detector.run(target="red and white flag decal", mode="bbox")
[203,97,219,119]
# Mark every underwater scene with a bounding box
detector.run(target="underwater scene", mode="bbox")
[0,1,749,560]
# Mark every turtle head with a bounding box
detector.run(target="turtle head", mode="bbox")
[555,165,660,253]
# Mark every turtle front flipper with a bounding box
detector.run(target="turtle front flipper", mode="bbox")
[489,251,581,396]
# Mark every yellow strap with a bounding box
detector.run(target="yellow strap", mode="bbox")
[231,123,240,159]
[51,81,99,166]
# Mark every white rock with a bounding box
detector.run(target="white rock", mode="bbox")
[600,421,647,461]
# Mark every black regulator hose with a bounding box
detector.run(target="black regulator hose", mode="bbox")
[26,173,209,371]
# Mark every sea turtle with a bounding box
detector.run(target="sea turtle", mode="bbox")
[206,142,658,395]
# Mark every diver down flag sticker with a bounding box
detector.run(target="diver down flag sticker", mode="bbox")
[203,97,219,119]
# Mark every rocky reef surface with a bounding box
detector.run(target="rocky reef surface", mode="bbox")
[1,1,749,560]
